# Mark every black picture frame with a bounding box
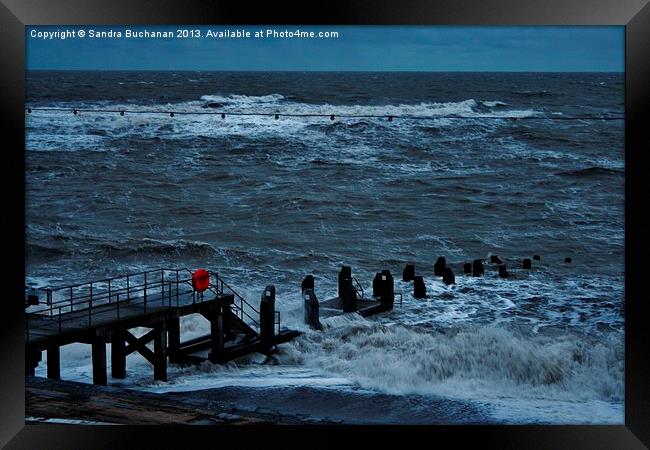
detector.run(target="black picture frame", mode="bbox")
[2,0,648,448]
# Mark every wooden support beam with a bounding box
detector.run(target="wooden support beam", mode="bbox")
[91,337,107,386]
[47,346,60,380]
[124,330,156,365]
[167,318,181,364]
[153,322,167,382]
[111,327,126,379]
[124,328,157,357]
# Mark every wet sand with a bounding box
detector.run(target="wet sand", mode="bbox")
[25,376,329,425]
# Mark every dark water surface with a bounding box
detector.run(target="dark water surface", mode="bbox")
[26,71,624,424]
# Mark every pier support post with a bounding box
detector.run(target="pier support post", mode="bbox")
[443,268,455,285]
[303,289,321,330]
[153,322,167,382]
[464,262,472,274]
[523,258,532,269]
[25,347,41,376]
[498,264,509,278]
[379,270,395,308]
[301,275,314,294]
[209,308,224,364]
[111,327,126,379]
[372,272,382,297]
[490,255,503,264]
[402,264,415,282]
[167,318,181,364]
[47,346,60,380]
[260,285,276,350]
[473,259,484,277]
[434,257,446,276]
[338,266,352,299]
[413,276,426,298]
[341,278,357,312]
[92,334,107,386]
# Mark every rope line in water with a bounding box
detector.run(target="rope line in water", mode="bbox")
[24,107,625,121]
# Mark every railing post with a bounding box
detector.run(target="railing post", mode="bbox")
[176,270,179,306]
[144,272,148,312]
[108,279,111,304]
[70,286,73,312]
[117,293,120,320]
[127,275,130,300]
[161,269,164,307]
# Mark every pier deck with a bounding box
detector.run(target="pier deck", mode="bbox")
[25,268,300,384]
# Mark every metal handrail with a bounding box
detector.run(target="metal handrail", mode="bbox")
[26,283,196,335]
[40,269,194,308]
[26,267,283,341]
[206,270,268,330]
[352,276,364,300]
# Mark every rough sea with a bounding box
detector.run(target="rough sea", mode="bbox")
[25,71,625,424]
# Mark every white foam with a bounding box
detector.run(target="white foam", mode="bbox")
[25,97,541,152]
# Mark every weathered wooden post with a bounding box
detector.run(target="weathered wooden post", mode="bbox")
[490,255,503,264]
[91,331,107,386]
[338,266,352,299]
[301,275,314,294]
[434,257,446,276]
[111,327,126,379]
[341,278,357,312]
[25,347,41,376]
[303,289,321,330]
[464,262,472,274]
[47,346,60,380]
[522,258,532,269]
[167,317,181,364]
[208,308,224,364]
[413,276,426,298]
[443,268,455,285]
[153,321,167,382]
[565,257,572,263]
[260,285,276,348]
[473,259,484,277]
[379,270,395,308]
[498,264,509,278]
[402,264,415,282]
[372,272,382,297]
[533,255,541,261]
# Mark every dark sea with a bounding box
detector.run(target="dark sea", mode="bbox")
[25,71,625,424]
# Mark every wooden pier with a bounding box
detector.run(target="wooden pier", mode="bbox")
[25,268,300,385]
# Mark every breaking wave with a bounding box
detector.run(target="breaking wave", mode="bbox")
[279,319,623,403]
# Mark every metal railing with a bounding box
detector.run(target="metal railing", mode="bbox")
[207,270,281,335]
[25,267,282,341]
[352,277,364,300]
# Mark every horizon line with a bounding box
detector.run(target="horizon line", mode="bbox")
[25,68,625,73]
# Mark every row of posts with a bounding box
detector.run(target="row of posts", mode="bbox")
[404,254,553,298]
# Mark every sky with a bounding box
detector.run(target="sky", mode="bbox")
[26,25,624,72]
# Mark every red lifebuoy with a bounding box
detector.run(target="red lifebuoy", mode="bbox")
[192,269,210,293]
